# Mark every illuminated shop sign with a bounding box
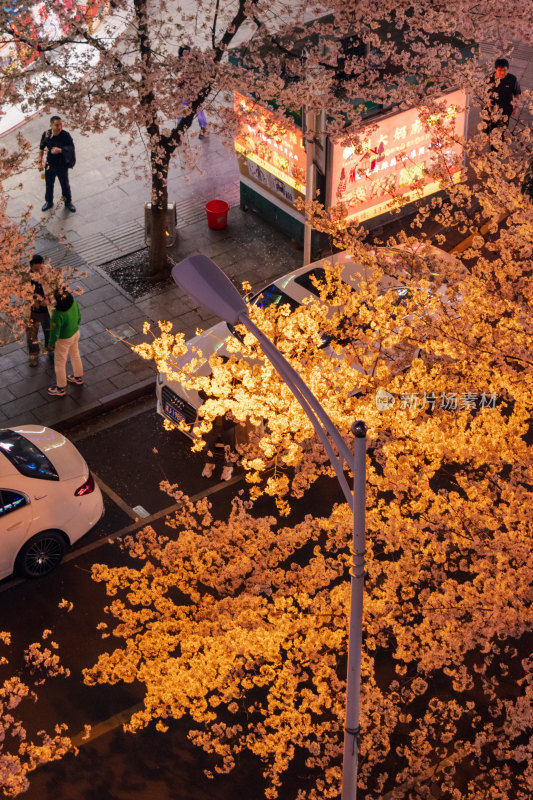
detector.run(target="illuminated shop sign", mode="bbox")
[328,89,467,224]
[234,92,307,195]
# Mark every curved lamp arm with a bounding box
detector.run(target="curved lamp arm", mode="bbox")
[171,254,354,501]
[172,254,366,800]
[238,312,353,504]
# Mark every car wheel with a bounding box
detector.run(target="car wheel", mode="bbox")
[15,531,66,578]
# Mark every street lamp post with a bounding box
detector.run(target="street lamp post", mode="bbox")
[171,254,366,800]
[303,106,316,266]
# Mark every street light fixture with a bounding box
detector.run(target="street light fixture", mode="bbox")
[172,254,366,800]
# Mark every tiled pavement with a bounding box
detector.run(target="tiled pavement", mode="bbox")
[71,181,241,267]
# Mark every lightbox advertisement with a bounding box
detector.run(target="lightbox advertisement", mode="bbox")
[327,89,467,224]
[234,92,307,208]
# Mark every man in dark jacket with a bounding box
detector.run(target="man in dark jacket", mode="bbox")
[38,116,76,213]
[26,254,51,367]
[485,58,522,149]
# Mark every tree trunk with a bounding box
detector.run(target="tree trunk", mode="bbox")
[148,205,169,277]
[147,151,171,277]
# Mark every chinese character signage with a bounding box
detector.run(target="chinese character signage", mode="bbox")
[328,89,467,224]
[234,92,307,207]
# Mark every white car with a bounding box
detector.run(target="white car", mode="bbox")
[0,425,104,579]
[156,248,456,435]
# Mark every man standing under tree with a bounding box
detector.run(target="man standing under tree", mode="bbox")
[486,57,522,149]
[26,254,51,367]
[38,116,76,212]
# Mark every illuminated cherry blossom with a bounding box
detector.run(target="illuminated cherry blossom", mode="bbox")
[93,126,533,797]
[0,631,73,797]
[1,1,532,796]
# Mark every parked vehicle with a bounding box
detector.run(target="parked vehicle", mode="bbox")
[0,425,104,579]
[156,248,455,437]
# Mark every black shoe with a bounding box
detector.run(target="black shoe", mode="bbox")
[41,202,53,211]
[65,202,76,212]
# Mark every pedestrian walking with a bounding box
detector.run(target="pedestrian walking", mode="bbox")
[485,58,522,149]
[201,415,236,481]
[26,254,51,367]
[38,115,77,212]
[47,290,84,397]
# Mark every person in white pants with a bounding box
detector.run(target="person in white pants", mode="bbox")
[47,290,84,397]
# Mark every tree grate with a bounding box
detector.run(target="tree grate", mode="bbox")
[100,248,173,300]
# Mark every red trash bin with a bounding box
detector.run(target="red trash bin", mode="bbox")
[205,199,229,230]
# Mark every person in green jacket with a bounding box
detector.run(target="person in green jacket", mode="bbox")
[47,290,84,397]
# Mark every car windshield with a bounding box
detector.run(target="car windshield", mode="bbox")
[0,430,59,481]
[249,284,301,312]
[294,266,358,304]
[293,267,328,297]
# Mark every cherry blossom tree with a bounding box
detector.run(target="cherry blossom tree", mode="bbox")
[84,108,533,798]
[2,1,532,796]
[0,22,83,345]
[0,630,73,797]
[83,467,532,798]
[0,134,34,344]
[3,0,533,275]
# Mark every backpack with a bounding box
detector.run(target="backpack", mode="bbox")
[63,143,76,169]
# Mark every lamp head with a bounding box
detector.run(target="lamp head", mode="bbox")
[171,254,248,325]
